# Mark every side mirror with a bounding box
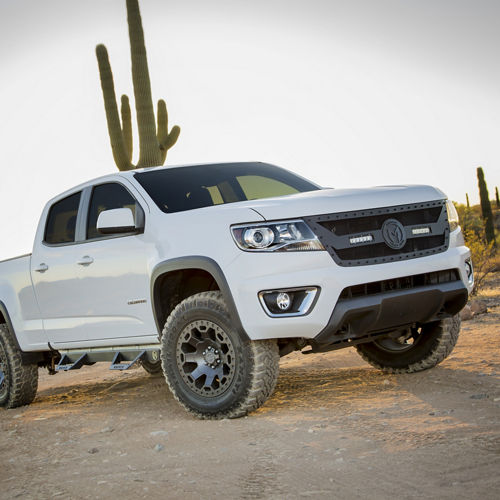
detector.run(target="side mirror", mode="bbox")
[96,208,141,235]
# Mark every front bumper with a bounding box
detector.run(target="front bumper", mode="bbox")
[224,239,471,341]
[312,280,467,347]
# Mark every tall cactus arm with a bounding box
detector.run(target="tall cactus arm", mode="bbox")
[164,125,181,150]
[96,0,180,171]
[157,99,181,163]
[126,0,161,168]
[120,95,133,161]
[96,44,133,171]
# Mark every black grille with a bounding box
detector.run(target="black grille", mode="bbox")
[339,269,460,300]
[329,206,443,236]
[304,200,450,266]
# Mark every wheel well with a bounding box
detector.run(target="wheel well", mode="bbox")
[153,269,219,333]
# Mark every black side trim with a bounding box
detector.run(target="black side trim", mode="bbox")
[150,257,249,341]
[0,301,45,364]
[314,281,468,346]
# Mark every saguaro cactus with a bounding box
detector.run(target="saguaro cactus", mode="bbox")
[496,186,499,208]
[96,0,180,171]
[476,167,495,244]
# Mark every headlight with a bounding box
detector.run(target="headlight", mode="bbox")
[231,220,325,252]
[445,200,460,231]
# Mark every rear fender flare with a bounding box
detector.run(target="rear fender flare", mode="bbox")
[0,301,43,363]
[0,300,23,351]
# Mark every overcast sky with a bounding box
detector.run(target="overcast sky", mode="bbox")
[1,0,499,260]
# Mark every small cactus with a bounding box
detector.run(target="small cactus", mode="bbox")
[96,0,180,171]
[466,193,470,209]
[476,167,495,244]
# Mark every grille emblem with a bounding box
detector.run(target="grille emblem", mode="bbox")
[381,219,406,249]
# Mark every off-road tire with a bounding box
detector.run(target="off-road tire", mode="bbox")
[355,315,461,374]
[0,324,38,409]
[161,291,279,419]
[140,358,163,376]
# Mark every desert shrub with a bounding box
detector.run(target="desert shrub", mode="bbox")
[463,229,497,295]
[455,203,483,234]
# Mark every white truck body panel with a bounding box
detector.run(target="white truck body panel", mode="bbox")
[0,163,472,354]
[244,185,447,220]
[0,254,46,350]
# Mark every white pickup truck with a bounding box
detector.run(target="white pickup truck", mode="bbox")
[0,162,473,418]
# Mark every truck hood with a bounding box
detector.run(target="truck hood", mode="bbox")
[248,185,447,220]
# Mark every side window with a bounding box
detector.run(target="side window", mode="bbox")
[87,183,138,240]
[236,175,299,200]
[44,192,81,245]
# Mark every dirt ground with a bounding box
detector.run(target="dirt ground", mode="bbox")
[1,277,499,500]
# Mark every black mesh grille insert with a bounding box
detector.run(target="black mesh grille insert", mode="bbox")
[304,200,450,266]
[327,206,443,236]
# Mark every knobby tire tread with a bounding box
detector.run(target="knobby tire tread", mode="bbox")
[161,291,279,419]
[355,316,461,374]
[0,324,38,409]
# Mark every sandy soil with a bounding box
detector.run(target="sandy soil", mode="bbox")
[1,277,499,500]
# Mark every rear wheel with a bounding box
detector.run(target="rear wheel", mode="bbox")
[140,358,163,376]
[161,291,279,419]
[0,324,38,409]
[355,315,460,374]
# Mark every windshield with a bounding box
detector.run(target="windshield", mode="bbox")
[134,162,320,213]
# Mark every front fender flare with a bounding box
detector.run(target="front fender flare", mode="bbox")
[150,256,249,342]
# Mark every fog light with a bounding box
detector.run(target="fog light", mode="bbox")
[276,292,291,311]
[259,287,319,317]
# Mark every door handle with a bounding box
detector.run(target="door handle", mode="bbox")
[77,256,94,266]
[34,263,49,273]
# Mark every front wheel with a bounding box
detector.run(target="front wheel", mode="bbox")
[355,315,460,374]
[0,324,38,409]
[161,291,279,419]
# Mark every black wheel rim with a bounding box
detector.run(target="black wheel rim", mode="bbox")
[176,319,236,397]
[0,343,8,401]
[375,327,423,352]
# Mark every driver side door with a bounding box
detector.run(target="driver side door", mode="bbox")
[72,181,156,344]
